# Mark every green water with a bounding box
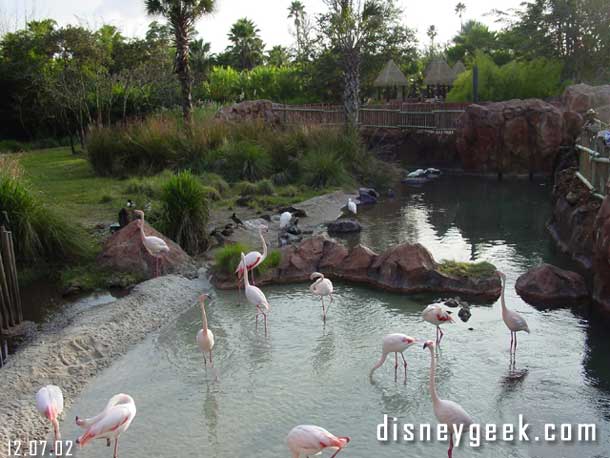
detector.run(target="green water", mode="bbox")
[61,177,610,458]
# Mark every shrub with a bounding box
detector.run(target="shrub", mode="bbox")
[438,260,497,278]
[279,185,299,197]
[214,242,249,274]
[235,181,258,196]
[202,185,222,201]
[0,140,26,153]
[223,141,272,182]
[99,195,113,203]
[256,179,275,195]
[300,149,350,188]
[201,172,229,195]
[159,170,209,254]
[255,249,281,273]
[0,173,92,264]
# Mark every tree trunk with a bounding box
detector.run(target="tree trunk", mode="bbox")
[342,47,361,131]
[175,23,193,133]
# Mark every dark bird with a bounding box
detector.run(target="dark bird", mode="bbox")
[231,213,245,228]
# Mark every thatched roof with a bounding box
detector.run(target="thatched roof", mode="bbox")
[373,59,409,87]
[452,60,466,77]
[423,58,455,86]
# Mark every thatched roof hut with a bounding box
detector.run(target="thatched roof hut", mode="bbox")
[373,59,409,88]
[423,58,455,86]
[452,60,466,78]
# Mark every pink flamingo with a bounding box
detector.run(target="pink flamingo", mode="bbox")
[369,334,417,383]
[498,272,530,353]
[422,304,454,345]
[75,393,136,458]
[241,252,270,333]
[309,272,334,321]
[196,294,215,367]
[134,210,169,277]
[287,425,350,458]
[235,224,268,286]
[35,385,64,448]
[424,340,473,458]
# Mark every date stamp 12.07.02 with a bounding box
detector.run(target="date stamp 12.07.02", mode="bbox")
[6,440,74,457]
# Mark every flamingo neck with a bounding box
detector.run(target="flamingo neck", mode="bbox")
[428,348,441,406]
[243,261,250,288]
[500,277,507,311]
[370,351,388,375]
[259,229,267,261]
[201,302,208,332]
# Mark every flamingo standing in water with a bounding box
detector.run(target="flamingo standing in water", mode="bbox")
[498,272,530,353]
[422,304,454,345]
[309,272,334,321]
[75,393,136,458]
[241,252,270,332]
[35,385,64,448]
[287,425,350,458]
[235,224,268,286]
[423,340,473,458]
[134,210,169,277]
[369,334,417,383]
[347,198,357,215]
[196,294,215,367]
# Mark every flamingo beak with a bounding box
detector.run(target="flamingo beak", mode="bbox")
[423,342,429,349]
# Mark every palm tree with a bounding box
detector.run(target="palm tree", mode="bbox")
[288,0,307,58]
[427,25,438,52]
[455,2,466,29]
[190,39,212,81]
[144,0,214,131]
[267,45,291,66]
[227,18,265,70]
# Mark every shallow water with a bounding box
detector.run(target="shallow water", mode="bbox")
[62,177,610,458]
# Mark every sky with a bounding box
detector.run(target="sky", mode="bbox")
[1,0,525,52]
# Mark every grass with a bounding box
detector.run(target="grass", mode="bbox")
[213,243,281,276]
[438,260,497,279]
[61,265,145,291]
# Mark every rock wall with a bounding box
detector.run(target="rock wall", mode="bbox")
[215,100,281,124]
[562,83,610,123]
[455,99,566,174]
[212,236,502,302]
[593,196,610,315]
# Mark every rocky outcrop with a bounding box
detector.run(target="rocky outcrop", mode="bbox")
[455,99,564,174]
[562,84,610,122]
[592,196,610,315]
[215,100,281,124]
[97,220,196,278]
[327,219,362,234]
[515,264,589,307]
[547,168,601,269]
[212,236,501,301]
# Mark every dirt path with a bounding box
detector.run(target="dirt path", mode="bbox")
[0,275,204,455]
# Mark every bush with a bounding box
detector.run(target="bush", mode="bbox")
[159,171,209,254]
[438,260,497,278]
[214,242,249,275]
[201,172,229,195]
[223,141,272,182]
[202,185,222,201]
[0,173,92,264]
[256,179,275,195]
[256,249,281,273]
[235,181,258,196]
[279,185,299,197]
[300,149,350,188]
[0,140,26,153]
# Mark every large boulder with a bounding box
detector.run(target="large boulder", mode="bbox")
[515,264,589,307]
[455,99,564,174]
[562,84,610,122]
[97,220,195,278]
[215,100,281,124]
[327,219,362,234]
[592,195,610,316]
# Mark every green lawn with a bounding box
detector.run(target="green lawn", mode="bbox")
[16,147,128,226]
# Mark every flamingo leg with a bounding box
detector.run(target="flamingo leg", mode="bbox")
[321,296,326,321]
[436,326,440,345]
[203,352,207,367]
[106,438,111,447]
[394,352,398,382]
[113,438,119,458]
[329,447,345,458]
[510,332,514,353]
[514,332,518,351]
[401,352,408,384]
[448,432,453,458]
[209,351,213,368]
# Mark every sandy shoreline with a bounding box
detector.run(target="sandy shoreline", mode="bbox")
[0,275,204,456]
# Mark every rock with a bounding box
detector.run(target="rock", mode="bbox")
[327,219,362,234]
[455,99,564,174]
[592,196,610,315]
[566,192,579,205]
[444,297,461,308]
[97,219,196,279]
[260,214,271,222]
[215,100,281,124]
[515,264,589,307]
[562,84,610,122]
[458,306,471,322]
[358,187,379,204]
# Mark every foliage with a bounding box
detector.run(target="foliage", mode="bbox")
[300,149,350,188]
[61,265,144,292]
[159,170,209,254]
[226,18,265,71]
[235,181,258,196]
[0,171,92,264]
[222,141,272,182]
[213,242,249,274]
[438,260,497,278]
[256,249,281,273]
[447,52,566,102]
[256,179,276,196]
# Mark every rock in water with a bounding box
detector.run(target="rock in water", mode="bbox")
[515,264,589,307]
[458,306,471,322]
[327,219,362,234]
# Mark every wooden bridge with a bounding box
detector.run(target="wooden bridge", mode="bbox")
[576,129,610,198]
[272,102,469,133]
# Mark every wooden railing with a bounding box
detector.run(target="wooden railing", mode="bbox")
[0,223,22,368]
[576,134,610,199]
[273,102,469,133]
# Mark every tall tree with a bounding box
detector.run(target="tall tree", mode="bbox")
[226,18,265,70]
[145,0,215,130]
[267,45,291,66]
[427,24,437,51]
[319,0,398,130]
[288,0,313,61]
[455,2,466,29]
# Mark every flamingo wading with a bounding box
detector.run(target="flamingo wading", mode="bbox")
[423,340,473,458]
[196,294,215,367]
[370,334,417,383]
[241,252,270,332]
[235,224,268,286]
[309,272,334,321]
[287,425,350,458]
[498,272,530,352]
[134,210,169,277]
[76,393,136,458]
[36,385,64,448]
[422,304,454,345]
